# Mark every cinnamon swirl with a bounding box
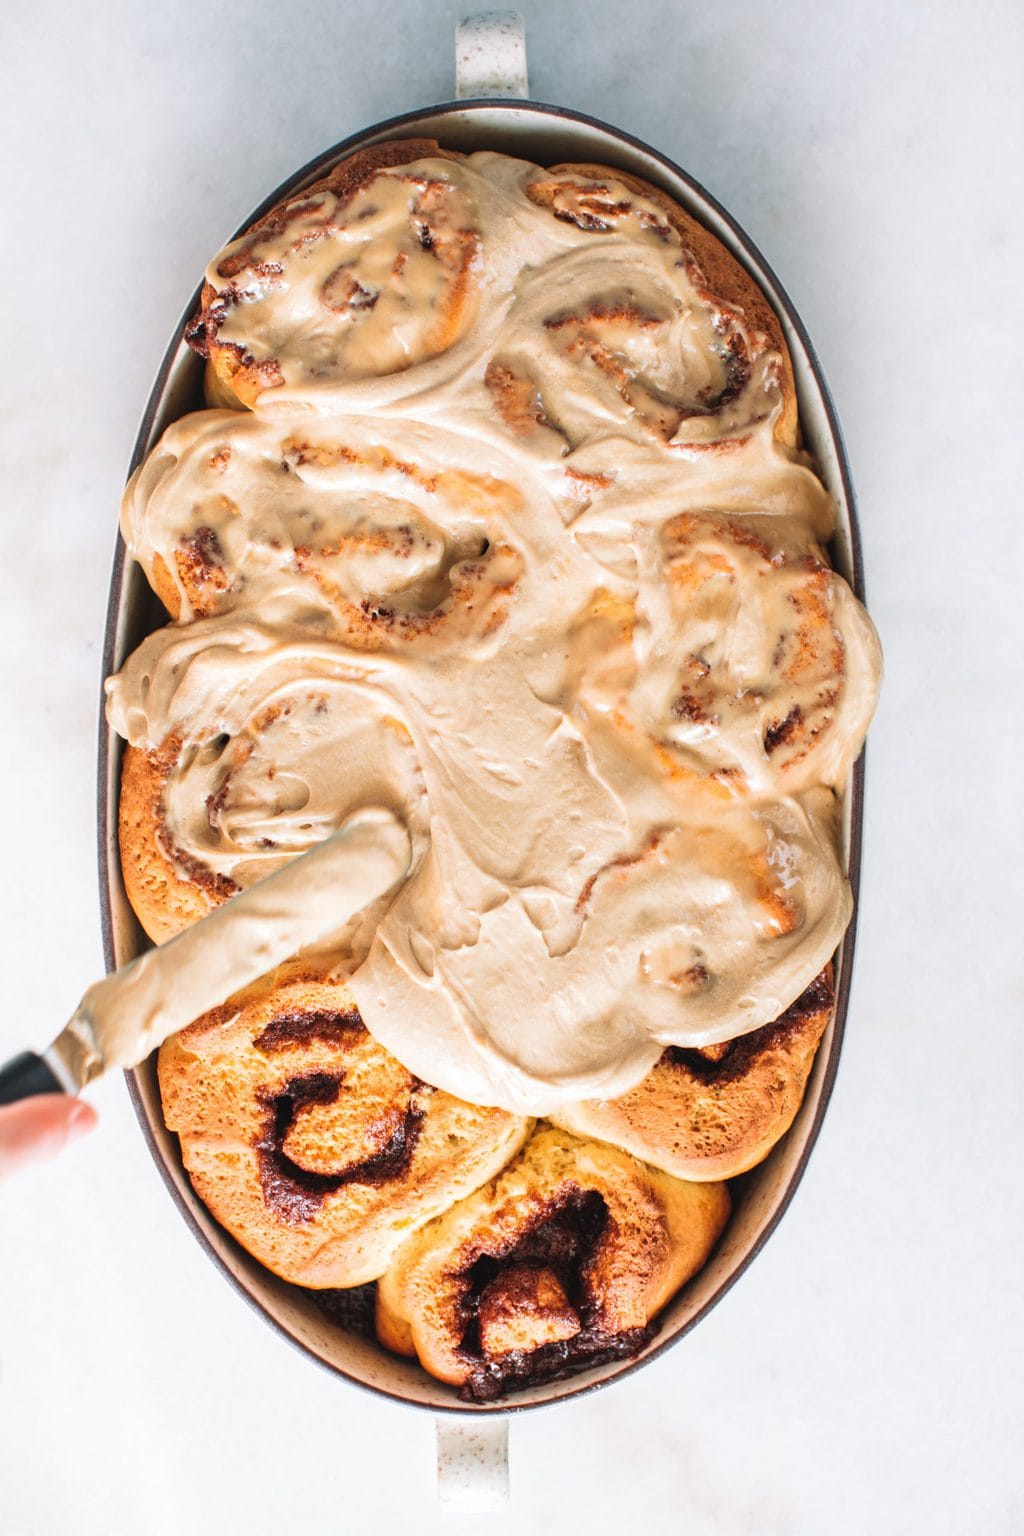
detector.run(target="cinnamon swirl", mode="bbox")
[550,968,834,1181]
[157,966,531,1287]
[120,409,523,637]
[187,140,479,408]
[375,1127,729,1400]
[488,161,798,455]
[113,622,428,944]
[562,509,882,798]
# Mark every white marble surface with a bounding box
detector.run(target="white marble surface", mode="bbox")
[1,1,1022,1530]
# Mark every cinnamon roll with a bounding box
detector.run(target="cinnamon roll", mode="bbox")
[485,161,797,456]
[157,966,531,1288]
[551,968,834,1181]
[186,140,480,408]
[351,785,851,1114]
[375,1127,730,1399]
[120,409,523,638]
[112,621,429,944]
[563,510,882,797]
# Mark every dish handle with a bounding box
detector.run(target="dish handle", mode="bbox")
[436,1415,510,1508]
[455,11,529,99]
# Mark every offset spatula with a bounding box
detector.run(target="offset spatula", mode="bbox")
[0,811,411,1105]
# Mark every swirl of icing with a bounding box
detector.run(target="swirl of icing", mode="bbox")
[560,509,883,797]
[107,146,881,1118]
[121,410,523,645]
[190,146,482,403]
[350,787,850,1113]
[109,617,430,956]
[485,232,774,456]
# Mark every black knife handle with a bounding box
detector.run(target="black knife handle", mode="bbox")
[0,1051,66,1106]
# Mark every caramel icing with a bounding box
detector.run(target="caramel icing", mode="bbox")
[108,152,881,1115]
[64,810,410,1084]
[207,163,480,388]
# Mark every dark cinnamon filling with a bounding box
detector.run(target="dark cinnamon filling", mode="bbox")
[699,334,752,414]
[184,311,210,357]
[455,1188,655,1402]
[157,810,238,903]
[186,523,225,571]
[764,704,804,756]
[255,1069,424,1224]
[254,1008,363,1053]
[666,969,834,1085]
[461,1323,653,1403]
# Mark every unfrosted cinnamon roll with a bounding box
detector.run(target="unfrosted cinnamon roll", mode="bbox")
[551,968,834,1181]
[186,140,480,408]
[119,409,523,640]
[375,1127,729,1399]
[158,966,531,1287]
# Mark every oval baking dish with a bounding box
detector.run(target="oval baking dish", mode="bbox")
[98,93,867,1416]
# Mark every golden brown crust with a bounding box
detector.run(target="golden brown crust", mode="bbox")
[188,139,468,409]
[118,739,231,943]
[201,358,249,412]
[550,967,834,1180]
[375,1127,729,1398]
[147,554,182,620]
[147,532,234,622]
[532,162,797,448]
[374,1294,417,1357]
[158,966,532,1288]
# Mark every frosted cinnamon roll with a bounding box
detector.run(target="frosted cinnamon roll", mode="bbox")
[186,144,794,454]
[158,966,530,1287]
[551,967,834,1181]
[563,510,881,797]
[111,620,428,943]
[120,409,523,639]
[375,1127,729,1400]
[484,162,797,456]
[186,140,480,408]
[351,785,851,1114]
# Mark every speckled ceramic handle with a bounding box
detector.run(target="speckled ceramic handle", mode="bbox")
[455,11,529,99]
[436,1417,510,1508]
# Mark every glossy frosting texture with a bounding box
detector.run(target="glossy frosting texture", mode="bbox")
[109,151,881,1114]
[207,160,481,388]
[66,811,411,1084]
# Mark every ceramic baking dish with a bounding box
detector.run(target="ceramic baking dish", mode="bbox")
[98,16,867,1438]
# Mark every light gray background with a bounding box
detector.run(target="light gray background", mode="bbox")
[1,2,1021,1532]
